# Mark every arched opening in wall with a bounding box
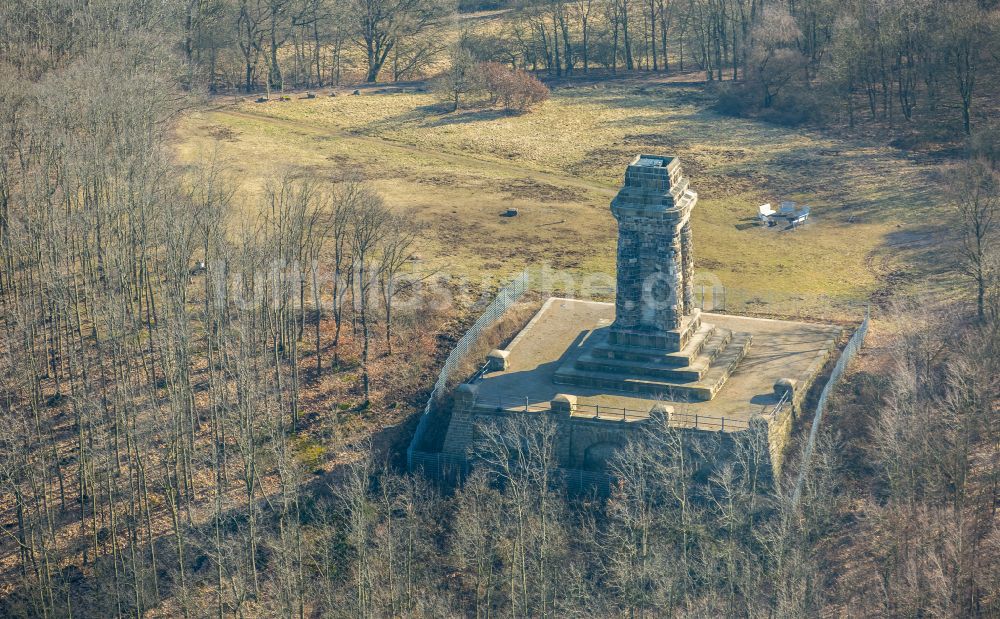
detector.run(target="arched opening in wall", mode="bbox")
[583,441,623,471]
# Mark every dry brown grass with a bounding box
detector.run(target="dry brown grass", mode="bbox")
[174,78,957,321]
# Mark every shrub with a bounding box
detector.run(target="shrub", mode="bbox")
[713,83,754,118]
[970,123,1000,169]
[714,80,826,127]
[480,62,507,106]
[758,88,825,126]
[480,62,549,113]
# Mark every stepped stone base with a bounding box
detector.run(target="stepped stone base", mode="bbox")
[608,310,703,351]
[554,318,752,402]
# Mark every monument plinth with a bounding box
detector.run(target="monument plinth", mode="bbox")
[552,155,751,401]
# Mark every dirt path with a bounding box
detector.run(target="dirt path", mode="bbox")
[218,107,619,199]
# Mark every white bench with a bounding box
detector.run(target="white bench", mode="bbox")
[791,207,810,227]
[758,203,776,222]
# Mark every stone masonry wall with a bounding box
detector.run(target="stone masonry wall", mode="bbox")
[681,221,694,316]
[762,332,840,478]
[609,155,697,351]
[441,393,780,485]
[613,214,685,331]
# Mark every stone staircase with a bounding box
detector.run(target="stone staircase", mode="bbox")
[553,322,752,402]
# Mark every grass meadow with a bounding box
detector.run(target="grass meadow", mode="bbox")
[175,78,954,320]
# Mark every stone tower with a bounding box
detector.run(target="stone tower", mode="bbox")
[553,155,752,401]
[609,155,699,352]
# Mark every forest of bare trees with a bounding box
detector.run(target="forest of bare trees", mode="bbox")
[457,1,998,134]
[0,4,436,613]
[7,0,995,138]
[0,0,998,617]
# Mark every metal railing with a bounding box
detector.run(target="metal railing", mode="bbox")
[770,389,791,417]
[483,398,751,432]
[407,270,531,468]
[793,305,870,504]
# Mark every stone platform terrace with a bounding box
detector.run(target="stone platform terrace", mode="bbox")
[431,156,847,485]
[472,297,842,426]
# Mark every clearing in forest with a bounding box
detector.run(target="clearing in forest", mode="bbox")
[175,79,954,318]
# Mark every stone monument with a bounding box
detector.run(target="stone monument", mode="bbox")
[417,154,844,486]
[552,155,751,401]
[610,155,698,348]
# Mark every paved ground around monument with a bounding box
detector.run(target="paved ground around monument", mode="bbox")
[473,298,843,427]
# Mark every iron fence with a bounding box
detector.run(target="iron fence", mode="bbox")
[793,305,871,504]
[407,270,531,469]
[481,398,752,432]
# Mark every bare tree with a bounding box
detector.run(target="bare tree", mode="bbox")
[572,0,596,73]
[944,0,988,135]
[951,160,999,322]
[474,414,567,617]
[434,44,483,111]
[377,213,418,355]
[329,179,362,367]
[238,0,267,92]
[348,0,454,82]
[747,4,805,108]
[349,189,389,406]
[451,469,505,618]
